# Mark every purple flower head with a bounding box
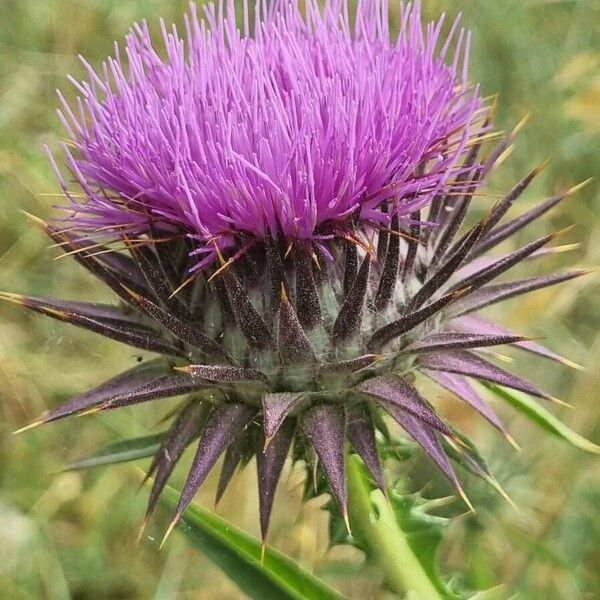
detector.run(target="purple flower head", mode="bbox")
[51,0,484,268]
[9,0,593,553]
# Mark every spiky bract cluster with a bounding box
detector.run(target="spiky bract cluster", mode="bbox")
[8,1,589,543]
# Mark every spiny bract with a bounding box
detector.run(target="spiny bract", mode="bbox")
[7,0,590,543]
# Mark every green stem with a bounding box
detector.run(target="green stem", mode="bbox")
[346,454,443,600]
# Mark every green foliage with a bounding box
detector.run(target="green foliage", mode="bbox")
[64,432,165,471]
[160,485,347,600]
[483,383,600,454]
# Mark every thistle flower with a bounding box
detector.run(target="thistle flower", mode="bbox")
[7,0,590,545]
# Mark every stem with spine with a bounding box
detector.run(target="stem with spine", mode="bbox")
[346,454,443,600]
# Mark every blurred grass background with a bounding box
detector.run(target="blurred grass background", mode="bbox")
[1,1,599,598]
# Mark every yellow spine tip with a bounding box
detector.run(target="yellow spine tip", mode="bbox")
[504,432,522,452]
[559,357,585,372]
[566,177,593,196]
[512,112,531,136]
[548,395,572,408]
[13,418,46,435]
[159,516,180,549]
[342,508,352,535]
[457,486,476,514]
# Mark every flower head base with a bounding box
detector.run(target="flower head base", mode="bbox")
[52,0,484,268]
[8,0,592,545]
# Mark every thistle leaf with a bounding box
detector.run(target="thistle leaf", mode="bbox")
[65,432,165,471]
[420,350,556,402]
[159,485,346,600]
[345,456,458,599]
[482,383,600,454]
[257,419,296,541]
[356,375,452,435]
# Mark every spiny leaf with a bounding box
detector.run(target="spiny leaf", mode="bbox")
[65,432,165,471]
[345,455,457,599]
[159,485,346,600]
[482,383,600,454]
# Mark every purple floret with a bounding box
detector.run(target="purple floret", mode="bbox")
[50,0,485,269]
